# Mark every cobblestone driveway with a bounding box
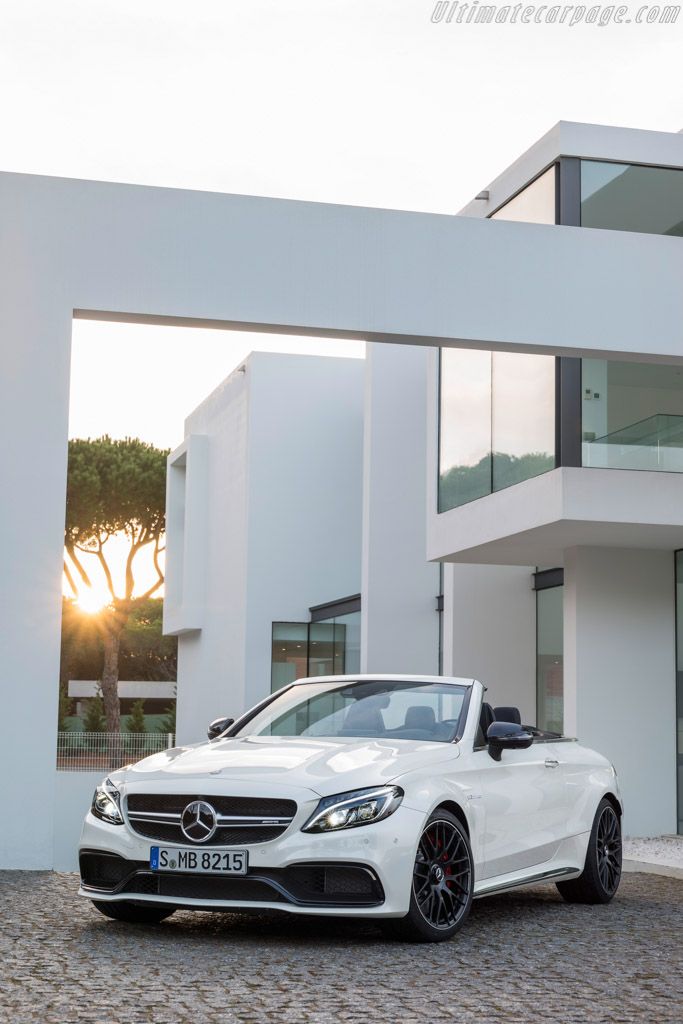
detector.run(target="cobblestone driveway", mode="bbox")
[1,871,681,1023]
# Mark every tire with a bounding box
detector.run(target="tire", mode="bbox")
[92,900,176,924]
[556,797,622,905]
[384,810,474,943]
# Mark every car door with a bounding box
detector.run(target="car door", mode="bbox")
[474,737,569,881]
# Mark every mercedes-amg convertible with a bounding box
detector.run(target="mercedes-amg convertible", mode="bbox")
[79,675,623,941]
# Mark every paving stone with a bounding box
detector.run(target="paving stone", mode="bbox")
[0,872,681,1023]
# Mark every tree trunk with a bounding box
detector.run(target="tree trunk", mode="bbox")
[100,604,130,734]
[101,627,122,734]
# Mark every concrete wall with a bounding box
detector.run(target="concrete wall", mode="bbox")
[171,353,364,745]
[564,547,677,837]
[443,564,536,722]
[244,354,364,706]
[361,344,440,675]
[53,773,102,871]
[172,368,250,744]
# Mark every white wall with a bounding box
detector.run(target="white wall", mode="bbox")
[443,564,536,722]
[172,353,364,744]
[564,547,677,837]
[244,354,364,705]
[361,344,440,675]
[53,772,102,871]
[173,367,250,744]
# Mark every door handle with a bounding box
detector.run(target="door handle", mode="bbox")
[544,758,560,768]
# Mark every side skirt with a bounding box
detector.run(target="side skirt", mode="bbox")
[473,866,581,899]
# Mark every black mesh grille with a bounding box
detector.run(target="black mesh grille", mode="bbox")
[120,873,279,902]
[127,794,297,817]
[128,820,288,846]
[79,852,147,890]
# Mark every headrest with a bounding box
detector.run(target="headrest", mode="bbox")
[494,705,522,725]
[404,706,436,731]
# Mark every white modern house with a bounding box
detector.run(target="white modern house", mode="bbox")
[2,119,683,869]
[164,124,683,842]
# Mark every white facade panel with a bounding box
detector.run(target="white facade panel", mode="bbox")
[563,547,677,837]
[361,344,440,675]
[443,565,536,724]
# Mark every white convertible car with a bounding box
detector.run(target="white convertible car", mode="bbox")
[79,675,623,942]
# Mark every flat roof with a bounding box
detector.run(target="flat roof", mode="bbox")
[458,120,683,219]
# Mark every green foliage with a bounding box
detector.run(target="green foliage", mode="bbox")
[57,684,73,732]
[158,691,177,736]
[438,451,555,512]
[65,435,169,552]
[119,599,178,681]
[83,689,106,732]
[60,598,104,685]
[126,699,147,734]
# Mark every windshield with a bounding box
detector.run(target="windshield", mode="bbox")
[234,679,469,743]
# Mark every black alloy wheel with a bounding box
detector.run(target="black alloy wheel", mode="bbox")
[596,803,622,895]
[385,809,474,942]
[557,796,622,905]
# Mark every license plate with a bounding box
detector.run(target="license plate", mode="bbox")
[150,846,248,874]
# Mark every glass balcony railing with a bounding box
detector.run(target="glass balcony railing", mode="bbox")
[583,413,683,471]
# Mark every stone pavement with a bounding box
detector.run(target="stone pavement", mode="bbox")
[0,871,681,1024]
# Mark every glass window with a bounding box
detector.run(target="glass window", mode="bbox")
[491,166,556,225]
[492,353,556,491]
[238,678,469,742]
[439,350,492,512]
[438,349,556,512]
[582,359,683,472]
[537,585,563,734]
[675,552,683,834]
[581,160,683,237]
[310,612,361,676]
[271,611,362,692]
[271,623,308,692]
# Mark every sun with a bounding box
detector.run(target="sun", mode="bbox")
[76,584,112,615]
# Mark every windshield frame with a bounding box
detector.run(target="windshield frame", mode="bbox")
[225,677,474,745]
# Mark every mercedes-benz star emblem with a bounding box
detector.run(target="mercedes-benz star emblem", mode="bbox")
[180,800,218,843]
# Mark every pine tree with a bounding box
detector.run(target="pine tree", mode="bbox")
[126,698,147,734]
[158,688,176,737]
[83,689,106,732]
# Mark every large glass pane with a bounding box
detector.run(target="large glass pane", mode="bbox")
[311,611,361,676]
[271,622,308,692]
[335,611,361,674]
[308,622,341,677]
[439,349,492,512]
[581,160,683,236]
[492,352,556,491]
[675,552,683,834]
[582,359,683,472]
[492,166,556,225]
[537,586,563,734]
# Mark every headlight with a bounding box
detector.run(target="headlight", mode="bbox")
[91,777,123,825]
[301,786,404,833]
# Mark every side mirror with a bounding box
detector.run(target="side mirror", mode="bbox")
[486,721,534,761]
[207,716,234,741]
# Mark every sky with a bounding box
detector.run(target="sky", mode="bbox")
[12,0,678,603]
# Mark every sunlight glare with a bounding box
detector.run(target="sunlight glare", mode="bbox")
[76,584,112,615]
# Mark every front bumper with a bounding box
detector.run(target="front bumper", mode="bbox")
[78,803,424,918]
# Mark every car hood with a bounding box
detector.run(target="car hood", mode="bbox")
[120,735,459,797]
